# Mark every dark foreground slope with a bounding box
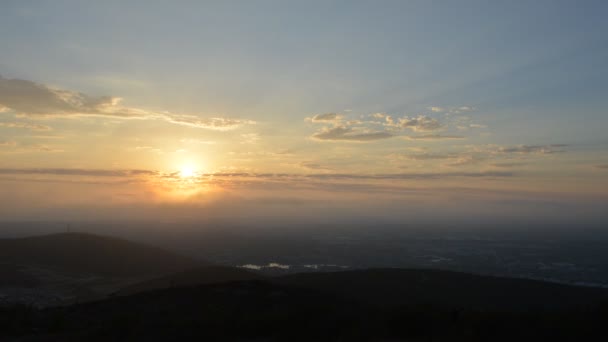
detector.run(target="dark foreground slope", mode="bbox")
[116,266,265,296]
[277,268,608,311]
[3,270,608,341]
[2,281,374,342]
[119,267,608,311]
[0,233,200,277]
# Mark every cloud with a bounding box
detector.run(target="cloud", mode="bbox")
[0,122,52,131]
[497,144,566,155]
[595,164,608,170]
[0,168,157,177]
[0,167,514,183]
[428,105,475,114]
[398,153,456,161]
[307,112,343,123]
[454,106,475,113]
[165,115,255,130]
[403,134,465,141]
[299,171,513,180]
[240,133,260,144]
[0,76,254,131]
[444,154,484,167]
[180,138,216,145]
[490,162,528,168]
[0,76,145,118]
[308,111,453,142]
[0,140,17,147]
[0,141,63,153]
[394,115,442,132]
[29,145,64,153]
[298,161,332,171]
[311,126,393,142]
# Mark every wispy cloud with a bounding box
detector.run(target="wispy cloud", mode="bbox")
[306,112,343,123]
[297,161,333,171]
[311,126,393,142]
[388,115,443,132]
[497,144,566,155]
[428,105,475,114]
[165,115,255,130]
[0,122,52,131]
[0,141,63,153]
[0,167,513,181]
[0,76,146,118]
[397,153,457,161]
[0,168,156,177]
[490,162,528,168]
[0,76,254,131]
[403,134,465,141]
[240,133,260,144]
[309,112,445,142]
[0,140,17,147]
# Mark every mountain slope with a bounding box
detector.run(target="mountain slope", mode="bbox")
[4,278,608,341]
[0,233,201,277]
[277,268,608,311]
[116,266,265,296]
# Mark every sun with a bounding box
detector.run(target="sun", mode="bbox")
[179,166,196,178]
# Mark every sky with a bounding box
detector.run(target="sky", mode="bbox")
[1,1,607,224]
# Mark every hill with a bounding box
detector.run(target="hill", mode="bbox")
[0,233,201,277]
[277,268,608,311]
[118,267,608,311]
[115,266,265,296]
[3,278,608,341]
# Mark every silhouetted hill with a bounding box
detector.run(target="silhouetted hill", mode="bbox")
[117,267,608,311]
[116,266,264,296]
[277,268,608,311]
[3,278,608,341]
[5,281,374,341]
[0,233,201,277]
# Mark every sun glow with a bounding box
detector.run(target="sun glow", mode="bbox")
[179,165,196,178]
